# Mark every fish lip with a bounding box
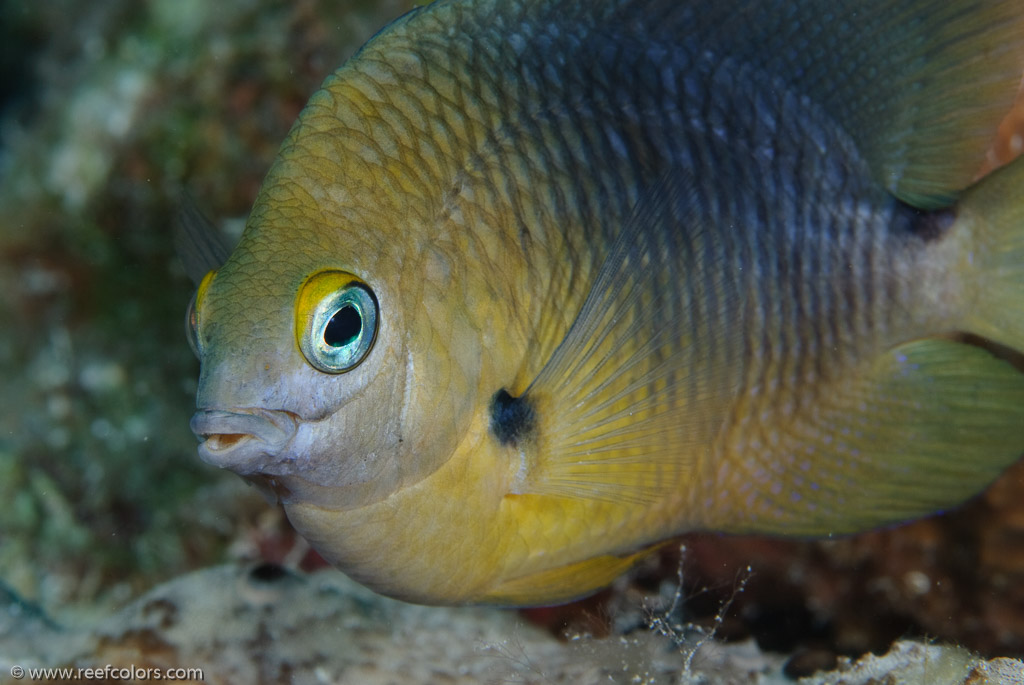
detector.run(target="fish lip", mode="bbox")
[190,408,298,473]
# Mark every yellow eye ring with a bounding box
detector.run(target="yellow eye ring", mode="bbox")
[295,271,379,374]
[186,270,217,358]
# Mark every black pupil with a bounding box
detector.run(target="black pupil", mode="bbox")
[324,305,361,348]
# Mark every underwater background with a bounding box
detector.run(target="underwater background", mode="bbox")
[1,0,1024,682]
[0,0,416,606]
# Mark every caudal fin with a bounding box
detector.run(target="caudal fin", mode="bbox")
[959,157,1024,351]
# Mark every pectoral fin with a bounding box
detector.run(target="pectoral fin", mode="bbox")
[508,174,742,506]
[175,192,234,285]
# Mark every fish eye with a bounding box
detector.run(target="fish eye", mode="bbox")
[297,271,378,374]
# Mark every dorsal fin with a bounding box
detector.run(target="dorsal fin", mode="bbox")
[762,0,1024,206]
[637,0,1024,206]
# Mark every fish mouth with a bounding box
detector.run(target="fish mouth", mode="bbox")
[190,408,299,474]
[191,407,393,510]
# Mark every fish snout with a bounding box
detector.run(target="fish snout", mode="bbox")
[190,408,298,473]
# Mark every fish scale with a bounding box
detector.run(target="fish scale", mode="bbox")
[186,0,1024,605]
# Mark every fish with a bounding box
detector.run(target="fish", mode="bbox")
[185,0,1024,606]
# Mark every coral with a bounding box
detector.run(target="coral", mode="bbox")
[804,642,1024,685]
[3,562,1021,684]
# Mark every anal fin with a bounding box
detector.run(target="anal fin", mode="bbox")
[711,338,1024,535]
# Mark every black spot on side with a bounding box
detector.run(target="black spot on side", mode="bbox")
[902,204,957,242]
[490,389,536,446]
